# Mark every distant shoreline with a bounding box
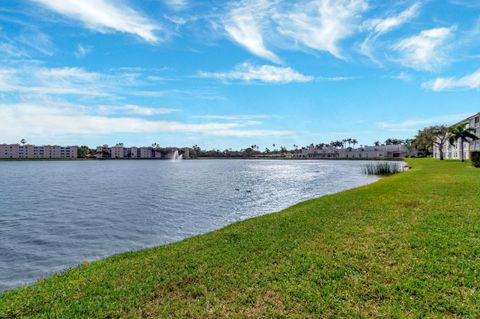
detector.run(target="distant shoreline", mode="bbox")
[0,157,408,162]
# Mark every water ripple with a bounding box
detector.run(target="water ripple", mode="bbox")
[0,159,379,293]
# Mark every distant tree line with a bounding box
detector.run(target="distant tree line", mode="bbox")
[188,138,416,158]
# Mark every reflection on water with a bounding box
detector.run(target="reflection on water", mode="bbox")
[0,159,379,292]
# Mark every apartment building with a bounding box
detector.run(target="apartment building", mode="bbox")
[339,145,417,159]
[96,144,189,159]
[0,144,78,159]
[294,144,416,159]
[294,145,338,158]
[433,112,480,160]
[109,145,139,158]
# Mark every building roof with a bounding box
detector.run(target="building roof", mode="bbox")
[451,112,480,127]
[467,112,480,120]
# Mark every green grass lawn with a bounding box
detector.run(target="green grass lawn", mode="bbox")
[1,159,480,318]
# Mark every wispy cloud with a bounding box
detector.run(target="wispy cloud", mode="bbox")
[223,0,368,62]
[0,102,291,138]
[384,72,411,81]
[360,3,421,63]
[130,88,226,100]
[198,62,313,84]
[12,29,55,56]
[364,3,421,35]
[202,129,292,137]
[164,0,188,11]
[449,0,480,8]
[423,69,480,91]
[0,42,27,58]
[31,0,162,43]
[98,104,179,116]
[377,113,472,131]
[273,0,368,59]
[197,114,272,120]
[0,66,109,96]
[75,44,92,58]
[316,76,356,81]
[224,0,280,63]
[393,26,456,71]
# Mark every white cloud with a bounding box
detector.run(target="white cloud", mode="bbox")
[393,26,456,71]
[17,30,55,56]
[75,44,92,58]
[0,66,108,96]
[164,0,188,11]
[98,104,179,116]
[423,69,480,91]
[0,42,27,58]
[198,62,313,83]
[0,102,291,138]
[360,3,421,63]
[37,67,100,81]
[316,76,356,81]
[31,0,161,43]
[203,129,292,137]
[384,72,411,81]
[364,3,421,35]
[273,0,368,59]
[224,0,280,63]
[377,113,472,131]
[198,114,272,120]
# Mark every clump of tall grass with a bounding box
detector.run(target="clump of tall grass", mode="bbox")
[363,162,403,175]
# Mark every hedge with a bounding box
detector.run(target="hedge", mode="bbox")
[471,151,480,168]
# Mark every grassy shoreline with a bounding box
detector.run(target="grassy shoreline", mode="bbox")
[1,159,479,318]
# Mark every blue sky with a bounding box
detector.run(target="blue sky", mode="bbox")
[0,0,479,149]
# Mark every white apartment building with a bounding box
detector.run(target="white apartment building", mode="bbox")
[96,145,189,159]
[294,146,338,159]
[433,112,480,160]
[295,144,416,159]
[0,144,78,159]
[339,145,417,159]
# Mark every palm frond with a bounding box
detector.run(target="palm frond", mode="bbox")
[449,135,457,146]
[463,131,479,140]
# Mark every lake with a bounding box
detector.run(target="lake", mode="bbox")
[0,159,381,293]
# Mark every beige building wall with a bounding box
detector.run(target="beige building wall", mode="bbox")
[0,144,78,159]
[433,112,480,160]
[111,146,124,158]
[139,147,152,158]
[127,147,138,158]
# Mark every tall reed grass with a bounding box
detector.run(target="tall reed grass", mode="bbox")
[363,162,403,175]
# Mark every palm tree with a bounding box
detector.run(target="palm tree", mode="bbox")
[351,139,358,149]
[448,124,479,162]
[330,140,344,149]
[20,139,26,145]
[374,141,380,147]
[348,138,354,148]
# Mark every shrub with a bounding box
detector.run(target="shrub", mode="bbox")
[471,151,480,168]
[363,162,404,175]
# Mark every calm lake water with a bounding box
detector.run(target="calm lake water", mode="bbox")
[0,159,381,293]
